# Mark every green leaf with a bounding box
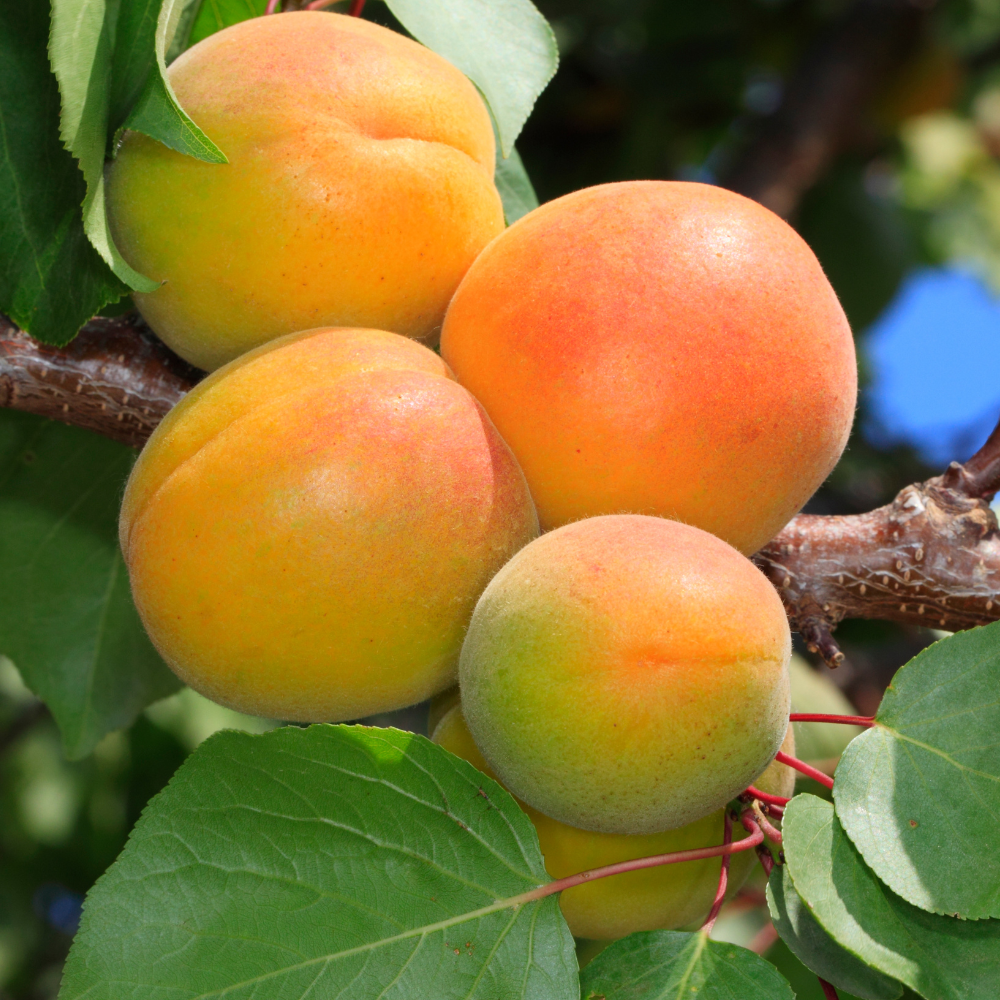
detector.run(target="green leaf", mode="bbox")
[578,929,795,999]
[833,624,1000,919]
[121,0,228,162]
[767,865,902,1000]
[0,411,180,759]
[385,0,558,156]
[48,0,224,295]
[188,0,267,47]
[496,146,539,225]
[0,1,127,344]
[783,794,1000,1000]
[48,0,160,292]
[59,725,579,1000]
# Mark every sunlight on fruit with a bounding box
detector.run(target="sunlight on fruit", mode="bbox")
[144,687,275,752]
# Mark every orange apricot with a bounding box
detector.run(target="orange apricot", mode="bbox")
[459,514,791,835]
[107,12,504,371]
[120,328,538,721]
[440,180,856,554]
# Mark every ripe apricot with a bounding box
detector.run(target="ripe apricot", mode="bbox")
[433,705,796,939]
[107,12,504,371]
[120,328,538,721]
[440,181,856,554]
[459,514,791,835]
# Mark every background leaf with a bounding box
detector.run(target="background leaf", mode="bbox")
[768,865,902,1000]
[496,145,539,225]
[0,411,180,760]
[0,1,127,344]
[579,929,795,1000]
[833,624,1000,919]
[59,725,579,1000]
[385,0,558,156]
[188,0,267,47]
[784,794,1000,1000]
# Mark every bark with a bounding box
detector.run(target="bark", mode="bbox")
[3,312,1000,667]
[721,0,924,217]
[0,313,201,449]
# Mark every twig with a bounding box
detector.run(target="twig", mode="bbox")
[701,809,734,934]
[776,751,835,790]
[743,785,790,808]
[752,801,783,845]
[789,713,874,727]
[819,979,840,1000]
[511,810,763,905]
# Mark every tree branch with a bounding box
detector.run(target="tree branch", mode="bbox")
[3,312,1000,669]
[0,313,201,449]
[721,0,924,218]
[754,430,1000,666]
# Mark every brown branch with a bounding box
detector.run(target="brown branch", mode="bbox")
[755,424,1000,666]
[721,0,925,218]
[0,313,201,449]
[4,313,1000,670]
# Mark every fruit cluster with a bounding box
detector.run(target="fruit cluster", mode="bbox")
[114,11,857,940]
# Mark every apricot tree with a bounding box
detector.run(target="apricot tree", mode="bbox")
[2,2,1000,999]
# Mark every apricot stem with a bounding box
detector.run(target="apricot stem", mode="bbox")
[818,978,840,1000]
[789,712,874,727]
[701,809,733,933]
[265,0,281,13]
[743,785,790,808]
[349,0,366,14]
[511,809,763,905]
[752,801,783,845]
[775,750,835,790]
[756,843,775,876]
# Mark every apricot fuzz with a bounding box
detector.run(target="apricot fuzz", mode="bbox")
[441,181,857,554]
[108,12,504,370]
[120,328,538,722]
[459,514,792,835]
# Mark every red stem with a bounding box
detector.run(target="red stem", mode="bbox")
[819,979,840,1000]
[775,750,835,790]
[349,0,366,14]
[756,843,775,876]
[754,803,784,845]
[744,785,790,807]
[701,810,733,933]
[789,713,875,727]
[513,809,763,904]
[265,0,281,13]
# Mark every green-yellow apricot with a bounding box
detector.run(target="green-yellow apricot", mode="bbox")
[460,514,791,835]
[107,12,504,371]
[433,705,796,939]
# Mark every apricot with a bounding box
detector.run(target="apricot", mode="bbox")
[459,514,791,835]
[433,705,796,939]
[440,180,856,554]
[107,12,504,371]
[120,328,538,721]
